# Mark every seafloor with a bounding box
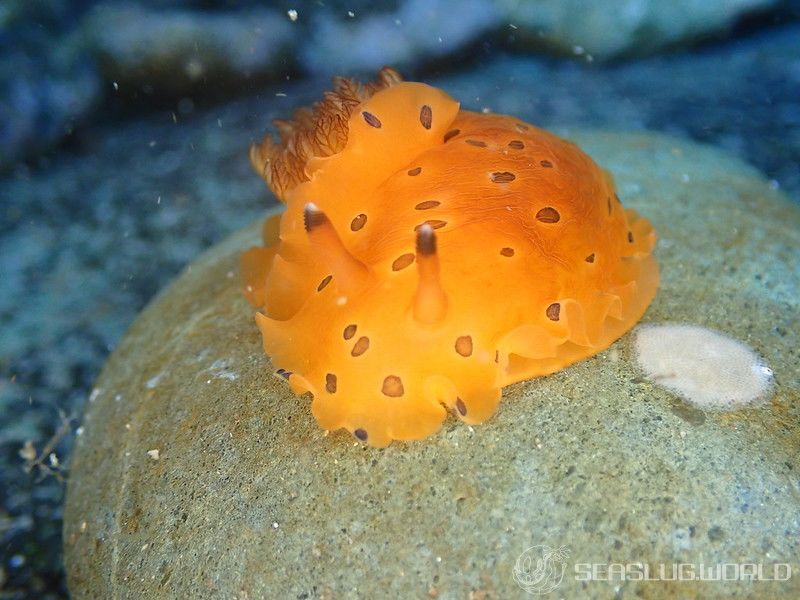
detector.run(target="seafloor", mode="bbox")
[1,21,799,599]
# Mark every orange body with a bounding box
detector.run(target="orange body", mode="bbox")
[243,68,659,447]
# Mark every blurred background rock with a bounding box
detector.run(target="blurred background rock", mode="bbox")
[0,0,798,597]
[2,0,797,169]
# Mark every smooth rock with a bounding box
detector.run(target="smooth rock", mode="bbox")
[81,4,295,98]
[299,0,503,74]
[500,0,781,59]
[64,131,800,598]
[0,0,100,169]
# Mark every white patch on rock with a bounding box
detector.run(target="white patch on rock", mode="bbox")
[145,372,164,389]
[208,358,238,381]
[634,324,773,410]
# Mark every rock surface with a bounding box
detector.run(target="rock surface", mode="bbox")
[63,130,800,598]
[500,0,782,59]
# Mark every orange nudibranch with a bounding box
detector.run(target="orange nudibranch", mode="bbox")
[242,67,659,447]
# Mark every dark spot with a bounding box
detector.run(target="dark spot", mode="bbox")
[382,375,404,397]
[465,139,487,147]
[535,207,560,223]
[669,402,707,426]
[455,398,467,416]
[500,247,515,257]
[507,140,525,149]
[392,253,415,271]
[407,167,422,176]
[343,324,357,340]
[350,213,367,231]
[317,275,332,291]
[491,171,516,183]
[354,428,368,441]
[628,231,634,243]
[325,373,337,393]
[276,368,292,380]
[351,336,370,357]
[443,129,460,142]
[546,302,561,321]
[362,111,381,128]
[419,104,432,129]
[303,205,328,231]
[494,350,500,363]
[414,219,447,231]
[515,123,529,132]
[585,253,596,263]
[607,197,612,215]
[455,336,473,357]
[415,200,440,210]
[540,160,553,168]
[708,526,725,542]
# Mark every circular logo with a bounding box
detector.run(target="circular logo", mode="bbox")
[513,544,570,595]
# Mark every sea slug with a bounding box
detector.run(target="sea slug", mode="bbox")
[243,68,659,446]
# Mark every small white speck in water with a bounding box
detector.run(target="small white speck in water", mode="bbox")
[9,555,25,568]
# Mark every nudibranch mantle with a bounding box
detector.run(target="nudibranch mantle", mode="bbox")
[243,68,659,447]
